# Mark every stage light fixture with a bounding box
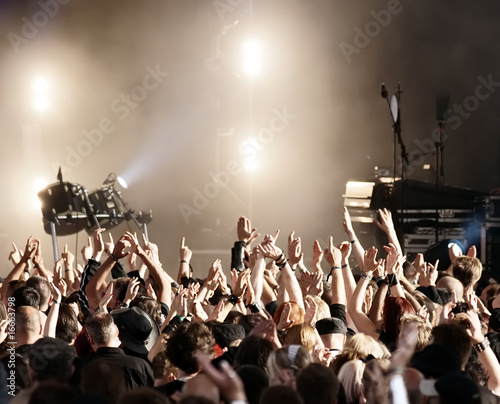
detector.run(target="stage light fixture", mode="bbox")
[117,176,129,189]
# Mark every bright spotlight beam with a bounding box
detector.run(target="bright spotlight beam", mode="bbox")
[117,176,128,189]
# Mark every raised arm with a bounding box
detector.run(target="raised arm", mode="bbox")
[384,243,405,298]
[343,207,366,271]
[375,208,402,256]
[259,232,304,310]
[177,237,192,284]
[0,237,35,299]
[324,236,346,306]
[348,247,381,339]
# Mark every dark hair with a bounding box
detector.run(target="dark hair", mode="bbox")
[26,276,51,310]
[29,337,75,382]
[296,363,340,404]
[15,306,41,336]
[130,295,162,326]
[165,323,215,374]
[81,359,126,403]
[55,303,80,343]
[432,323,472,368]
[29,381,76,404]
[119,386,172,404]
[85,312,116,346]
[382,296,416,340]
[260,385,304,404]
[234,335,274,372]
[13,286,40,309]
[0,354,30,391]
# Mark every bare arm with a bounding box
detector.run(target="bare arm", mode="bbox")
[177,237,192,284]
[0,236,35,300]
[375,208,402,256]
[343,207,366,271]
[348,247,381,339]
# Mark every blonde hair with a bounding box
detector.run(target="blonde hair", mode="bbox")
[338,360,366,404]
[305,295,330,325]
[284,323,317,352]
[400,314,432,353]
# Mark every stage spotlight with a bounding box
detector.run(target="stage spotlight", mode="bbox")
[242,39,263,76]
[32,95,50,111]
[33,178,48,210]
[423,239,466,270]
[243,158,259,172]
[117,176,128,189]
[33,77,49,92]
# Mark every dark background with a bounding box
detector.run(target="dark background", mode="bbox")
[1,0,499,275]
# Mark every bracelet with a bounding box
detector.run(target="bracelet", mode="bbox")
[23,268,30,275]
[33,259,43,269]
[275,253,285,263]
[387,273,399,285]
[227,294,241,305]
[53,300,60,305]
[330,266,341,272]
[350,239,356,244]
[246,301,262,313]
[276,259,288,270]
[65,269,73,272]
[359,272,373,281]
[341,264,349,269]
[180,260,188,264]
[473,338,490,353]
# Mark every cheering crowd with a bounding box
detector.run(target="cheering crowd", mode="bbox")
[1,209,500,403]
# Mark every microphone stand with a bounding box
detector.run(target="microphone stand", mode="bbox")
[381,83,409,233]
[434,121,445,243]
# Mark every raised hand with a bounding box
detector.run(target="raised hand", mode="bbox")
[179,237,192,263]
[383,243,400,274]
[99,282,114,313]
[61,244,75,270]
[288,231,304,268]
[92,228,106,261]
[374,208,395,234]
[237,216,259,245]
[304,295,318,326]
[32,239,43,267]
[449,243,463,264]
[338,241,352,265]
[363,247,383,273]
[104,233,114,256]
[231,268,249,298]
[21,236,36,263]
[324,236,342,268]
[112,235,132,259]
[420,260,439,287]
[258,234,283,260]
[343,206,355,236]
[312,240,324,268]
[8,242,22,265]
[123,278,141,306]
[81,237,93,263]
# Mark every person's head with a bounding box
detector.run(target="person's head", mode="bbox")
[267,345,312,387]
[165,322,215,375]
[305,295,330,324]
[13,286,40,309]
[81,359,126,403]
[332,333,390,375]
[431,323,472,370]
[130,295,162,326]
[2,280,25,308]
[403,261,418,284]
[85,312,121,350]
[15,305,42,345]
[182,373,220,403]
[152,350,178,384]
[234,335,274,372]
[26,276,51,311]
[73,327,95,358]
[338,359,366,404]
[29,337,75,383]
[29,381,76,404]
[273,302,304,330]
[119,387,170,404]
[110,277,147,310]
[411,291,438,327]
[284,324,316,352]
[436,274,464,300]
[480,282,500,305]
[260,385,304,404]
[400,314,432,353]
[0,353,30,392]
[452,256,483,289]
[382,296,416,339]
[296,363,341,404]
[55,303,80,344]
[315,317,347,351]
[236,365,269,404]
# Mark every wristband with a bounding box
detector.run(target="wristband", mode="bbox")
[23,268,30,275]
[33,259,43,269]
[350,239,356,244]
[387,273,399,285]
[341,264,349,269]
[53,300,60,305]
[180,260,188,264]
[246,301,262,313]
[473,338,490,353]
[65,269,73,272]
[359,272,373,281]
[227,294,241,305]
[110,254,120,263]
